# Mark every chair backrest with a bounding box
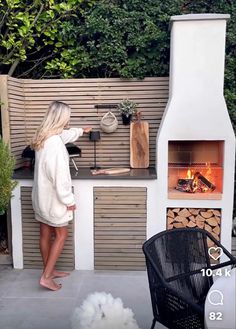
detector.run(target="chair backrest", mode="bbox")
[143,228,236,328]
[143,228,214,320]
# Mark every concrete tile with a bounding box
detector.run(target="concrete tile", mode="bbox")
[0,267,167,329]
[0,267,22,297]
[0,267,22,281]
[0,297,76,329]
[73,271,154,329]
[0,297,26,329]
[1,270,81,299]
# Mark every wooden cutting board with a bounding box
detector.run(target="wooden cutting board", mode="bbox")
[130,113,149,168]
[91,168,131,175]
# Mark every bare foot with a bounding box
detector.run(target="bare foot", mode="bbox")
[52,270,70,278]
[39,276,62,291]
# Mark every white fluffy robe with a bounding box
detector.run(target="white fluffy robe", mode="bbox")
[71,292,141,329]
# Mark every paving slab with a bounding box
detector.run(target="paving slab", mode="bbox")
[0,266,167,329]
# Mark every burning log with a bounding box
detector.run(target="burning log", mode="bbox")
[176,171,216,193]
[176,179,194,192]
[193,172,216,192]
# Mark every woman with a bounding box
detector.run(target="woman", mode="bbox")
[31,101,91,291]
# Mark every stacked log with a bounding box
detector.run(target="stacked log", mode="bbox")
[167,208,221,263]
[167,208,221,243]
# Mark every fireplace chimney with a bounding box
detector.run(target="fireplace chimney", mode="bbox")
[159,14,233,139]
[156,14,235,255]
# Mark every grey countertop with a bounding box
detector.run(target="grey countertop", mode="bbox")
[13,167,157,180]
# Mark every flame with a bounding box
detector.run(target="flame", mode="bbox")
[181,163,215,193]
[186,168,193,179]
[205,162,211,180]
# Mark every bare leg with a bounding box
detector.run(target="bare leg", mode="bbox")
[40,222,53,267]
[50,227,69,278]
[39,223,69,279]
[40,226,68,291]
[52,269,70,278]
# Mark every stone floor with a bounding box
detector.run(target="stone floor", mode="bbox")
[1,236,235,329]
[0,266,167,329]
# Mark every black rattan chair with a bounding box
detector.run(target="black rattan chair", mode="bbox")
[142,228,236,329]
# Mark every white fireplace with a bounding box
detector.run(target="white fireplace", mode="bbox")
[156,14,235,255]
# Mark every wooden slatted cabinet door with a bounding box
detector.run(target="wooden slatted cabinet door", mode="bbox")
[21,187,75,270]
[94,186,147,270]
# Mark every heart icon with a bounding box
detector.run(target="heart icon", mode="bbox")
[208,247,223,260]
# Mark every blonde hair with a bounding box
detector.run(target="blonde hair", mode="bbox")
[31,101,71,150]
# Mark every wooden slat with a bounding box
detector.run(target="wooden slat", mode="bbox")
[21,76,168,84]
[0,75,11,144]
[4,76,25,168]
[6,77,169,168]
[21,187,74,270]
[94,186,146,270]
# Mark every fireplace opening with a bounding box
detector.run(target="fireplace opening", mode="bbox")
[168,141,224,199]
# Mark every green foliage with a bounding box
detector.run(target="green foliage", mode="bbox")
[44,0,177,78]
[0,0,235,129]
[117,99,137,116]
[0,137,18,215]
[0,0,95,76]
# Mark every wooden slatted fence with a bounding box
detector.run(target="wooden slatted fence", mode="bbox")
[21,187,75,270]
[94,187,147,270]
[3,76,169,168]
[1,76,26,167]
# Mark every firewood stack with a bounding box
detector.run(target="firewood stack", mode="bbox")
[167,208,221,263]
[167,208,221,240]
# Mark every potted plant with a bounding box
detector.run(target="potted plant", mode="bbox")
[117,99,137,125]
[0,137,17,215]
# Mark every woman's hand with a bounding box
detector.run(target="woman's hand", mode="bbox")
[67,204,76,211]
[83,127,92,134]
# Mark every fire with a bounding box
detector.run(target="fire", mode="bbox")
[205,162,212,181]
[176,163,216,193]
[186,168,193,179]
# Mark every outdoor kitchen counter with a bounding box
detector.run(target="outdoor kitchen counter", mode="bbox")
[13,167,157,180]
[11,166,159,270]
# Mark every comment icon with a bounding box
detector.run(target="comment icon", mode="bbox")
[207,290,224,306]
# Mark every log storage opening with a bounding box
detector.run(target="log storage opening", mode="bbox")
[167,208,221,237]
[167,208,222,263]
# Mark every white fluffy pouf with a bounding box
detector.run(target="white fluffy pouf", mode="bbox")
[71,292,141,329]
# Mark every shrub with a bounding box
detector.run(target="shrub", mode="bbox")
[0,137,17,215]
